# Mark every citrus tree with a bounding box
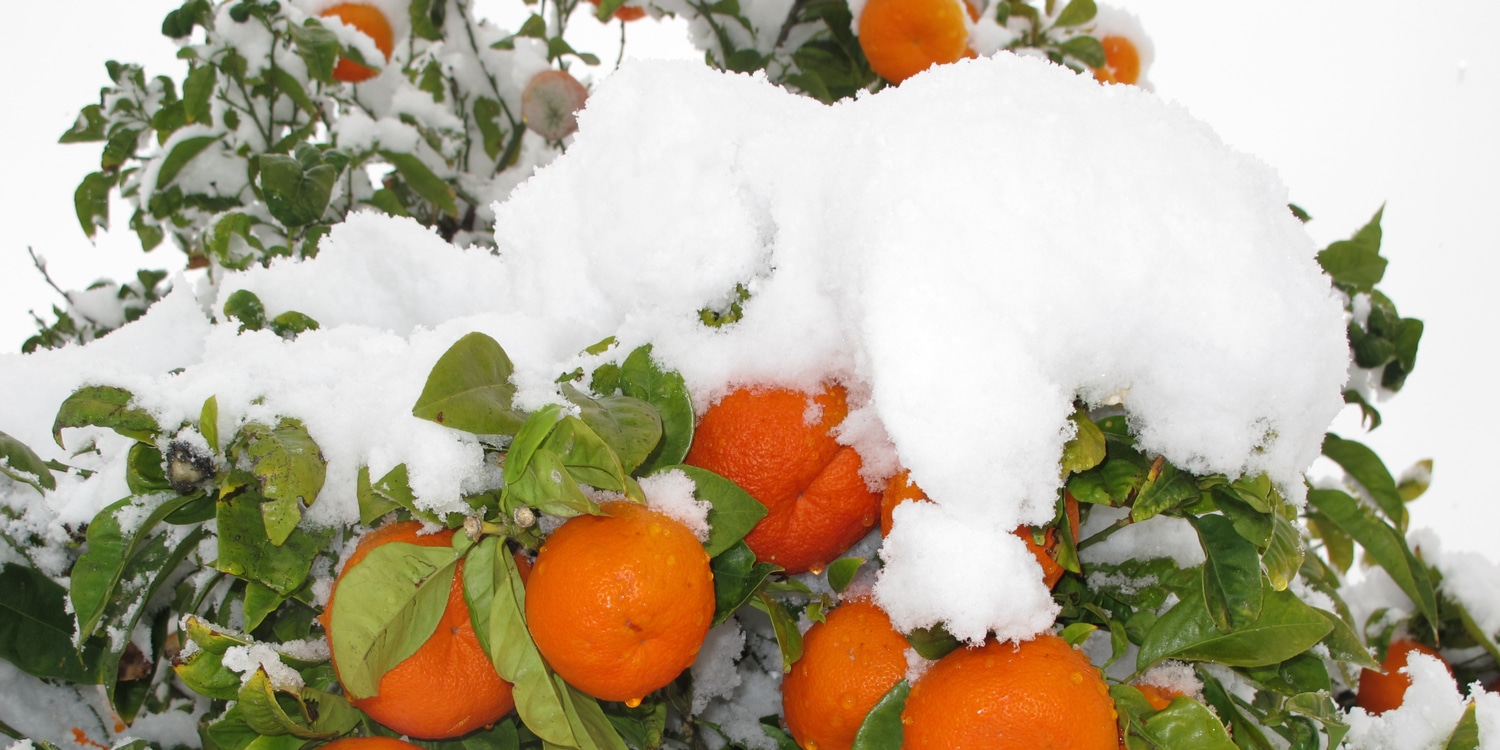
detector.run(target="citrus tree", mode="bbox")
[2,1,1495,749]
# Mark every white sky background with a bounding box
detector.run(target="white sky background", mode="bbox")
[1,0,1497,558]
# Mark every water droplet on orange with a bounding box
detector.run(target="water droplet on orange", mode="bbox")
[809,564,825,575]
[625,697,642,708]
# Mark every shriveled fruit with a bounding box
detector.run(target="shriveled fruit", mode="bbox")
[782,599,910,750]
[1092,35,1141,86]
[902,634,1118,749]
[322,522,517,739]
[522,70,589,142]
[525,501,715,704]
[857,0,971,84]
[684,383,880,574]
[1356,638,1450,714]
[320,738,424,750]
[880,470,1080,588]
[321,3,395,83]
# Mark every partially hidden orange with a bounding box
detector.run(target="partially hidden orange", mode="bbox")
[858,0,971,84]
[901,634,1118,749]
[587,0,647,22]
[782,599,910,750]
[1091,35,1140,86]
[880,471,1080,588]
[684,383,881,574]
[320,738,424,750]
[321,3,395,83]
[322,522,518,739]
[525,501,715,704]
[1356,638,1450,714]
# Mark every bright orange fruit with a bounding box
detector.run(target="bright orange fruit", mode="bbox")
[1091,35,1140,86]
[782,599,910,750]
[322,522,517,739]
[321,3,395,83]
[588,0,647,21]
[901,634,1118,749]
[1133,682,1184,711]
[320,738,424,750]
[858,0,971,84]
[683,384,880,574]
[525,501,715,704]
[880,471,1080,589]
[1356,638,1450,714]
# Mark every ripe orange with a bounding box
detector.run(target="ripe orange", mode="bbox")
[320,739,424,750]
[683,384,880,574]
[322,522,517,739]
[1132,682,1183,711]
[321,4,395,83]
[1356,638,1450,714]
[858,0,971,84]
[880,471,1080,589]
[587,0,647,22]
[525,501,715,704]
[1091,35,1140,86]
[901,634,1118,749]
[782,599,910,750]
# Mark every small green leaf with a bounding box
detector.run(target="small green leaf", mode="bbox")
[666,465,768,558]
[413,332,528,435]
[200,396,220,452]
[269,311,321,338]
[1136,583,1332,670]
[70,494,202,643]
[1396,458,1432,502]
[1263,511,1305,591]
[1315,608,1380,670]
[1060,410,1106,476]
[473,97,508,161]
[590,345,696,474]
[1305,488,1438,627]
[53,387,159,444]
[1191,514,1263,631]
[223,288,268,332]
[381,150,458,218]
[1136,696,1237,749]
[1131,460,1200,522]
[1052,0,1097,27]
[214,492,334,595]
[1317,241,1386,293]
[60,104,109,143]
[710,541,778,626]
[904,623,961,661]
[239,668,335,739]
[1322,433,1406,529]
[0,429,56,491]
[182,64,217,124]
[269,68,315,117]
[563,384,662,475]
[102,128,141,171]
[155,135,220,190]
[325,541,458,699]
[825,557,864,594]
[259,154,336,227]
[1058,35,1105,69]
[289,19,341,83]
[1444,700,1481,750]
[74,171,113,237]
[240,419,326,545]
[850,679,909,750]
[752,592,803,672]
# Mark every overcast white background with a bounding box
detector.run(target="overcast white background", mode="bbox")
[2,1,1497,558]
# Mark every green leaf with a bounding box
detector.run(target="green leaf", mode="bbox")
[74,171,113,237]
[540,415,633,495]
[102,128,141,171]
[1314,608,1379,670]
[155,135,220,190]
[0,563,93,682]
[1136,583,1333,670]
[1317,241,1386,293]
[325,540,458,699]
[666,465,768,557]
[1052,0,1097,27]
[268,68,315,117]
[590,345,696,474]
[1191,514,1264,630]
[562,384,662,475]
[1131,460,1199,522]
[182,65,217,124]
[409,0,446,40]
[850,679,909,750]
[239,668,336,739]
[1444,700,1481,750]
[904,624,961,661]
[269,311,321,338]
[710,541,778,626]
[1343,388,1383,430]
[60,104,109,143]
[240,419,326,546]
[1305,488,1438,626]
[289,20,341,84]
[223,288,268,331]
[200,396,220,452]
[1060,410,1106,476]
[0,429,56,491]
[752,592,803,672]
[125,443,171,495]
[1058,35,1106,69]
[242,581,285,632]
[208,213,266,267]
[259,154,336,227]
[1263,511,1305,591]
[214,491,334,595]
[381,150,458,218]
[1136,697,1237,749]
[1396,459,1432,503]
[474,97,508,161]
[1208,486,1270,547]
[173,616,252,700]
[70,494,205,644]
[413,332,528,435]
[825,557,864,594]
[355,466,399,524]
[1322,433,1406,529]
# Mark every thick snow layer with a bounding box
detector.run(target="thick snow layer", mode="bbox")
[1,54,1348,646]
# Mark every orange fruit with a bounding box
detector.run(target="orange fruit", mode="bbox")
[683,384,881,574]
[320,739,424,750]
[321,3,395,83]
[525,501,715,704]
[902,634,1118,749]
[782,599,910,750]
[587,0,647,21]
[1091,35,1140,86]
[1356,638,1450,714]
[521,70,589,142]
[323,522,517,739]
[1133,683,1183,711]
[858,0,971,84]
[880,471,1080,589]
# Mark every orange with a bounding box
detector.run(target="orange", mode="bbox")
[320,739,424,750]
[525,501,715,704]
[880,471,1080,589]
[782,599,910,750]
[902,634,1118,749]
[1133,683,1183,711]
[858,0,971,84]
[323,522,517,739]
[1091,35,1140,86]
[321,4,395,83]
[683,384,880,574]
[588,0,647,22]
[1356,638,1450,714]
